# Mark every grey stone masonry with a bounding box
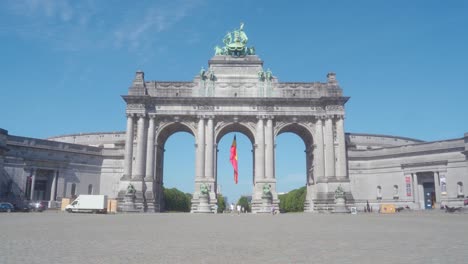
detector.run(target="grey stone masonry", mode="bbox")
[121,55,350,213]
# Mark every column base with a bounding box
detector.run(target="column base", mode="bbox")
[143,176,153,182]
[120,175,132,181]
[131,176,144,181]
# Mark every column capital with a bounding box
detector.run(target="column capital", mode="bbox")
[316,115,327,121]
[197,115,206,120]
[256,115,266,120]
[136,113,146,118]
[126,113,135,118]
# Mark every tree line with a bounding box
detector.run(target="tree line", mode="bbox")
[163,186,306,213]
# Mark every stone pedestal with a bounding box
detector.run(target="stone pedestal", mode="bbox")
[258,193,273,213]
[333,197,349,213]
[196,193,213,213]
[121,193,140,213]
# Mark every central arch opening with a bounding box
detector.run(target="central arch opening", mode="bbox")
[216,123,255,212]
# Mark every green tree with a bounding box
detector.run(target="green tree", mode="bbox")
[217,194,226,213]
[162,187,192,212]
[279,186,306,213]
[237,196,251,212]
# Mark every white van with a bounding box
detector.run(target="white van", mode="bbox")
[65,195,108,214]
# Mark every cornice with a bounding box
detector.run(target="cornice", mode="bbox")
[121,95,350,106]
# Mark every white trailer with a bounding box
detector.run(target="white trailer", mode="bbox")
[65,195,108,214]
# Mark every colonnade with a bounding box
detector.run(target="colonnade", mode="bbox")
[28,168,59,203]
[411,171,443,209]
[121,113,348,197]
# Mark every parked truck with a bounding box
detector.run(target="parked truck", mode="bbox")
[65,195,108,214]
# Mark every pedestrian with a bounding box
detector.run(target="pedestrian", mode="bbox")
[271,205,276,215]
[241,206,245,213]
[236,204,241,215]
[230,203,234,214]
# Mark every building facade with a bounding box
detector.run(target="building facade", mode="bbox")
[1,25,467,212]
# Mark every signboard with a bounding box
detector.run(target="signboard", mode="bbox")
[405,176,412,196]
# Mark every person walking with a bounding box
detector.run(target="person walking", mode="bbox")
[236,204,241,215]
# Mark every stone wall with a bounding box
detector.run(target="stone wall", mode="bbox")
[348,135,468,210]
[347,133,424,150]
[0,131,124,205]
[48,131,126,147]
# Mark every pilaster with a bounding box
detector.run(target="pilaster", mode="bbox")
[324,116,336,178]
[205,116,215,179]
[145,116,156,181]
[265,116,274,179]
[196,116,206,179]
[30,168,36,200]
[255,116,265,180]
[133,114,147,180]
[433,171,441,207]
[335,116,347,178]
[122,113,135,180]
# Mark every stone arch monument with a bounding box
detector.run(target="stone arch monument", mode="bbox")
[118,23,351,213]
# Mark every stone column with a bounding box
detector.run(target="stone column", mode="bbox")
[205,117,214,180]
[50,170,58,202]
[305,148,313,184]
[133,114,147,180]
[265,117,274,179]
[335,116,347,178]
[255,117,265,179]
[433,171,441,206]
[412,173,419,208]
[123,114,135,180]
[145,116,156,181]
[214,144,218,190]
[195,117,205,179]
[324,117,336,178]
[30,169,36,200]
[314,118,325,179]
[154,144,164,209]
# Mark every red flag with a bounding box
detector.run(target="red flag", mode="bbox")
[230,135,238,184]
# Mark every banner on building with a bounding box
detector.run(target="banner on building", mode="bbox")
[405,175,412,196]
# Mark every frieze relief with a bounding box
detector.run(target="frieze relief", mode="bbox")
[127,103,145,110]
[325,105,344,111]
[310,106,324,111]
[196,105,215,110]
[256,105,274,111]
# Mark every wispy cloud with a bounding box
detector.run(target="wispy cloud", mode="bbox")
[113,1,204,51]
[2,0,98,51]
[2,0,203,54]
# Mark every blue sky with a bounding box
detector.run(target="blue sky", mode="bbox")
[1,1,467,203]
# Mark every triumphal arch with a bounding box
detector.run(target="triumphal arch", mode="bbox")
[119,24,351,213]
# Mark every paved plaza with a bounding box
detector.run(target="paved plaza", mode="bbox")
[1,211,468,264]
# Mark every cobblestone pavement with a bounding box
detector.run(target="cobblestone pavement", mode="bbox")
[1,210,468,264]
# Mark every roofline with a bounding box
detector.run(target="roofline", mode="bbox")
[47,131,126,140]
[346,132,424,143]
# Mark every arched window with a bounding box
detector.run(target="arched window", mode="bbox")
[71,183,76,197]
[457,182,464,198]
[88,184,93,195]
[393,185,399,199]
[377,186,382,200]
